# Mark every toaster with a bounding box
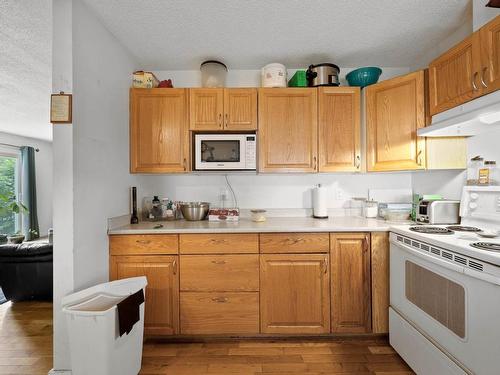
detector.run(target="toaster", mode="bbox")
[416,199,460,224]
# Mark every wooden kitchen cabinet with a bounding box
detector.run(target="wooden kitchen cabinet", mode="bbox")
[110,255,179,335]
[480,15,500,95]
[429,34,481,115]
[189,88,257,131]
[330,233,371,333]
[371,232,389,334]
[260,253,330,334]
[224,88,258,130]
[130,88,189,173]
[258,88,318,172]
[365,70,426,172]
[318,87,361,172]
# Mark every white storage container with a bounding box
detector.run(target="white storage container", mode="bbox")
[261,63,287,87]
[62,277,147,375]
[200,60,227,87]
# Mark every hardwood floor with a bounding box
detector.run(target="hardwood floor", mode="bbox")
[141,338,414,375]
[0,301,53,375]
[0,302,414,374]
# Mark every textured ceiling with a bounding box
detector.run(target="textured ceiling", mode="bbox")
[0,0,52,140]
[83,0,471,70]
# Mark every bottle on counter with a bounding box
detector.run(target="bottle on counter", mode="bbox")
[130,187,139,224]
[467,156,484,185]
[150,195,163,221]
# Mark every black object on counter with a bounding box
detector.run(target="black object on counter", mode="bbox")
[131,187,139,224]
[117,289,145,337]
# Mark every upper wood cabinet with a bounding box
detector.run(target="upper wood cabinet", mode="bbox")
[189,88,257,131]
[429,15,500,115]
[130,88,189,173]
[260,253,330,334]
[429,34,481,115]
[365,70,426,172]
[110,255,179,335]
[258,88,318,173]
[330,233,371,333]
[318,87,361,172]
[224,88,258,130]
[480,15,500,95]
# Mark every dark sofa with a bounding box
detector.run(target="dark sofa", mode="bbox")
[0,241,52,302]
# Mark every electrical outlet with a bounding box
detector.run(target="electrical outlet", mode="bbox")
[336,189,343,200]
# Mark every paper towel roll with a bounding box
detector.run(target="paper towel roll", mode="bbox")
[313,184,328,219]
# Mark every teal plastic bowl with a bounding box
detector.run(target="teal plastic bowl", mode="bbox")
[346,67,382,87]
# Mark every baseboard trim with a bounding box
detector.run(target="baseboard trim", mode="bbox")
[48,370,72,375]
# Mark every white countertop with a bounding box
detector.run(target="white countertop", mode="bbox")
[108,216,394,234]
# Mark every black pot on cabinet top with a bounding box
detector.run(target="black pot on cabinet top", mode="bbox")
[306,63,340,87]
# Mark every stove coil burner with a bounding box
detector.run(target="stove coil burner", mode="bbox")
[446,225,482,232]
[409,226,455,235]
[470,242,500,252]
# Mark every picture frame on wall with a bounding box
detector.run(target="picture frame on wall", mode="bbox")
[50,92,72,124]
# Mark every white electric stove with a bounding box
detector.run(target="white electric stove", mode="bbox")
[389,186,500,375]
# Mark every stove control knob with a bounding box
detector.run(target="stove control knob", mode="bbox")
[469,202,478,210]
[470,192,479,200]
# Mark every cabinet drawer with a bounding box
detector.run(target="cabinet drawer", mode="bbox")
[180,292,259,334]
[260,233,329,253]
[179,233,259,254]
[180,255,259,292]
[109,234,179,255]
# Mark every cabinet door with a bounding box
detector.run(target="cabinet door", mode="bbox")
[371,232,389,334]
[260,254,330,334]
[331,233,371,333]
[318,87,361,172]
[189,88,224,130]
[258,88,318,172]
[110,255,179,335]
[480,15,500,94]
[366,70,426,172]
[130,89,189,173]
[224,88,257,130]
[429,34,482,115]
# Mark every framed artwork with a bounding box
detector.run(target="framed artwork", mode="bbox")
[51,92,72,124]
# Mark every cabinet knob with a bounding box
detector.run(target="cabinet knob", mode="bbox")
[355,155,361,169]
[313,156,317,170]
[218,113,223,128]
[225,113,228,127]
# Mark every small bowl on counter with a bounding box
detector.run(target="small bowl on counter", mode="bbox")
[179,202,210,221]
[250,209,267,222]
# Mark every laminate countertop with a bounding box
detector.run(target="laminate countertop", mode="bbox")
[108,216,396,235]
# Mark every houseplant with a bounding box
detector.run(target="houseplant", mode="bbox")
[0,193,28,244]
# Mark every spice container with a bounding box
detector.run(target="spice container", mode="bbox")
[479,160,498,185]
[467,156,484,185]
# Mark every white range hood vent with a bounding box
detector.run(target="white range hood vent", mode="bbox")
[418,90,500,137]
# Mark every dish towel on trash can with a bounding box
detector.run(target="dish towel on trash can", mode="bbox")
[117,290,145,336]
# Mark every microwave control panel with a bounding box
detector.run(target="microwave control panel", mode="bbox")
[245,136,257,169]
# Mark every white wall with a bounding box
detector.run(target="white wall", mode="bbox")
[0,132,53,235]
[52,0,139,371]
[473,0,500,30]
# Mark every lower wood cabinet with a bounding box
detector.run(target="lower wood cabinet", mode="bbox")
[260,254,330,334]
[110,255,179,335]
[180,292,259,334]
[330,233,371,333]
[371,232,390,334]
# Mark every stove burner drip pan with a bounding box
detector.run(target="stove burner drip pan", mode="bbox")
[470,242,500,252]
[409,226,455,235]
[446,226,482,232]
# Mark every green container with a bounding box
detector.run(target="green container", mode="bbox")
[346,67,382,87]
[288,70,307,87]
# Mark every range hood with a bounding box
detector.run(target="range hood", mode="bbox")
[418,90,500,137]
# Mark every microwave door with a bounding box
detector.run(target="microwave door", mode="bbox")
[196,138,245,170]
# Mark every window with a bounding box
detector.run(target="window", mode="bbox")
[0,150,21,235]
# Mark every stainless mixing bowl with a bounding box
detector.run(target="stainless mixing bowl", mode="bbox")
[179,202,210,221]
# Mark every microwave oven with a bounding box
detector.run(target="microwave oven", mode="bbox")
[194,133,257,171]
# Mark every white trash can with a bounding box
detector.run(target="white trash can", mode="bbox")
[62,277,147,375]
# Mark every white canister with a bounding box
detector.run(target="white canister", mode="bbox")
[364,200,378,218]
[261,63,287,87]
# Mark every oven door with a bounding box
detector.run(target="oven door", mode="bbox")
[390,233,500,375]
[195,134,248,170]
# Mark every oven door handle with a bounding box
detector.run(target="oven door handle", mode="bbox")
[392,240,465,274]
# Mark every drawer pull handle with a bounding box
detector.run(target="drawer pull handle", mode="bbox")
[480,67,488,88]
[210,238,226,244]
[173,259,177,275]
[472,72,479,91]
[211,260,226,265]
[323,257,328,274]
[355,155,361,169]
[211,297,228,303]
[287,238,303,245]
[136,240,151,245]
